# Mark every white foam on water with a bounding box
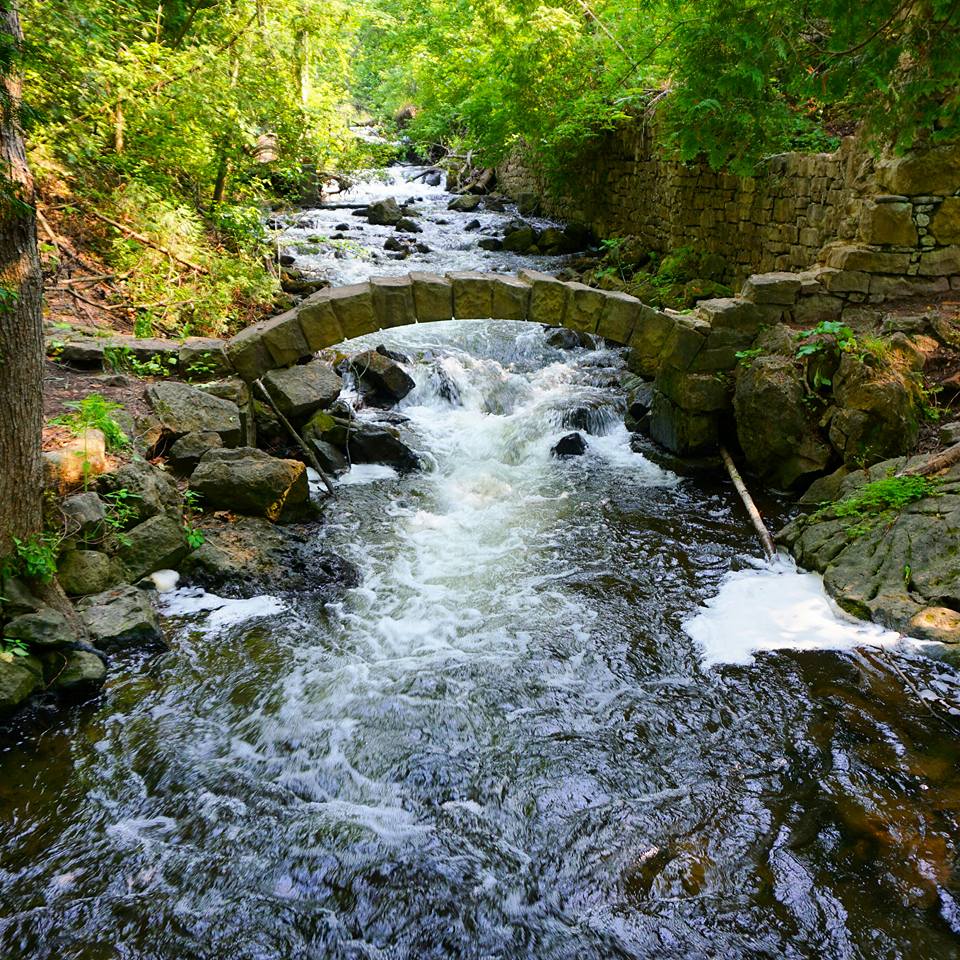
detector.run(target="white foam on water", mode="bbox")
[160,588,287,634]
[147,569,180,593]
[684,556,911,667]
[336,463,400,485]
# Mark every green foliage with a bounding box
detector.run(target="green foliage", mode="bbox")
[8,533,61,583]
[356,0,959,174]
[735,347,762,367]
[104,344,179,378]
[182,490,205,549]
[51,394,129,452]
[818,474,941,537]
[795,320,857,359]
[0,635,31,660]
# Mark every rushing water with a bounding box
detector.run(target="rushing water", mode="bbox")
[2,319,960,959]
[277,165,574,285]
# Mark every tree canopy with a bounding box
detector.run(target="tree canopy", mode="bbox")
[355,0,960,173]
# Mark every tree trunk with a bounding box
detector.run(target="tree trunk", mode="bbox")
[0,1,44,556]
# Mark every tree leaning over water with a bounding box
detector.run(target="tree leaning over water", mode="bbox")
[0,0,42,557]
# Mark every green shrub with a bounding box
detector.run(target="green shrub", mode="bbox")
[51,394,129,452]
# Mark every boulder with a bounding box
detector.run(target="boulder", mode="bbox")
[551,433,587,458]
[733,355,834,489]
[57,549,123,597]
[262,360,342,421]
[167,431,224,473]
[478,237,503,251]
[98,460,181,524]
[827,355,921,466]
[349,350,415,404]
[0,656,42,716]
[78,585,164,651]
[146,380,242,447]
[502,224,538,253]
[779,454,960,641]
[303,412,421,472]
[447,195,482,213]
[366,198,402,225]
[395,217,422,233]
[113,514,190,581]
[61,491,107,539]
[48,650,106,696]
[5,608,74,649]
[189,447,310,521]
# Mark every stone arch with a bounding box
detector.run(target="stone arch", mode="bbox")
[224,269,670,382]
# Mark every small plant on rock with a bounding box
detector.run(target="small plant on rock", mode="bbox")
[52,394,129,452]
[795,320,857,359]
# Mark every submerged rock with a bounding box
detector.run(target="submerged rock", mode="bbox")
[552,432,588,457]
[448,194,482,213]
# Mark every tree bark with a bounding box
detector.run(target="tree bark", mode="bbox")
[0,1,44,556]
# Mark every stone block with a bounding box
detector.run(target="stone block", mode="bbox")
[859,200,918,246]
[823,243,911,274]
[657,367,730,412]
[793,294,845,325]
[659,314,709,372]
[297,294,344,351]
[262,360,342,420]
[448,271,493,318]
[877,145,960,196]
[179,338,231,379]
[260,310,311,368]
[490,275,530,321]
[596,291,641,344]
[740,272,802,305]
[371,274,417,329]
[224,320,275,382]
[695,297,768,335]
[930,198,960,245]
[409,271,453,323]
[818,268,870,294]
[627,306,675,378]
[649,390,720,455]
[518,269,569,326]
[327,283,377,340]
[918,246,960,277]
[564,283,607,333]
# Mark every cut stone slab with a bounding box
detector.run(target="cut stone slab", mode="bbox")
[490,275,530,321]
[348,350,415,403]
[225,318,275,382]
[695,298,768,335]
[931,197,960,246]
[448,271,493,318]
[370,275,417,329]
[859,201,918,247]
[918,246,960,277]
[78,585,164,651]
[409,272,453,323]
[258,310,311,368]
[822,244,912,275]
[297,293,345,351]
[519,270,570,326]
[146,380,242,446]
[113,514,190,581]
[565,283,607,333]
[740,272,802,305]
[876,144,960,196]
[326,283,377,340]
[596,291,641,344]
[190,447,309,521]
[262,360,342,421]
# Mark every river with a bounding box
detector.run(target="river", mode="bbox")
[1,167,959,959]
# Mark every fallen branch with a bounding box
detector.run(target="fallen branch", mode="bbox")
[65,287,115,313]
[35,206,61,253]
[897,442,960,478]
[85,208,209,274]
[253,379,335,496]
[719,446,777,562]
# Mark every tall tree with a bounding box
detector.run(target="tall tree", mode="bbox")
[0,0,43,556]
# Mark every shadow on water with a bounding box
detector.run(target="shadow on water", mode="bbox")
[2,324,959,960]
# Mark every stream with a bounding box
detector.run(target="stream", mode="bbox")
[2,168,960,959]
